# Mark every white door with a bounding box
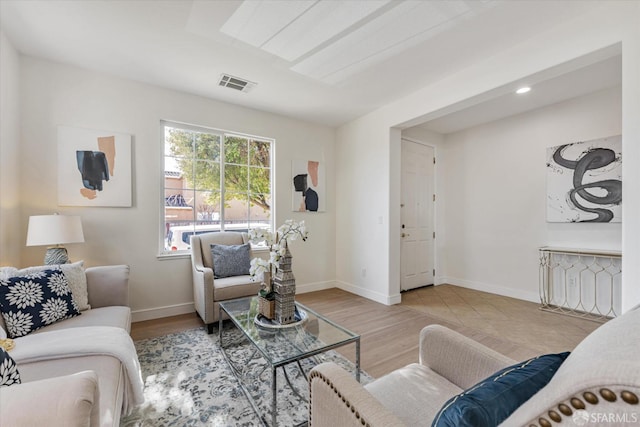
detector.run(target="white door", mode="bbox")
[400,139,435,291]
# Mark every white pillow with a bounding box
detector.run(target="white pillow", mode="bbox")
[0,267,18,281]
[11,261,90,311]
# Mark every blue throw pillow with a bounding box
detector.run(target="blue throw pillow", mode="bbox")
[0,346,20,387]
[432,352,570,427]
[0,269,81,338]
[211,243,251,278]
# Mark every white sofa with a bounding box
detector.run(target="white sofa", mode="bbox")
[0,265,143,427]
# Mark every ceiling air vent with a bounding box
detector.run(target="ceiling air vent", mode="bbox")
[218,74,256,93]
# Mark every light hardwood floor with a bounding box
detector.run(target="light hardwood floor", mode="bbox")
[130,285,601,378]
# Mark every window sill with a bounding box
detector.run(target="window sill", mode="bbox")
[157,252,190,261]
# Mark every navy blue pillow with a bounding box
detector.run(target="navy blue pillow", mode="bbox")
[0,269,81,338]
[0,346,20,387]
[432,352,570,427]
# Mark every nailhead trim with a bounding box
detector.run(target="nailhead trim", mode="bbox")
[548,410,561,422]
[622,391,639,405]
[600,388,617,402]
[571,397,585,409]
[527,389,639,426]
[558,403,572,416]
[584,391,598,404]
[309,370,371,427]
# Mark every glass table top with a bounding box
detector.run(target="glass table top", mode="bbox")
[219,296,360,367]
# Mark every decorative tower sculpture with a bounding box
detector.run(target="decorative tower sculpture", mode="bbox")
[273,242,296,324]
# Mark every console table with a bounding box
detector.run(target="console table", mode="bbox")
[539,246,622,321]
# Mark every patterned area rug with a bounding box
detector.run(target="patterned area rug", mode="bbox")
[121,324,370,426]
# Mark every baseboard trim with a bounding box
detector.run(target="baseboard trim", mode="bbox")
[132,281,335,323]
[440,277,539,303]
[335,280,401,305]
[132,302,194,323]
[296,280,335,294]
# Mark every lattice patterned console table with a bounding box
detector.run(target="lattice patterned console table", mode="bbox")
[539,247,622,322]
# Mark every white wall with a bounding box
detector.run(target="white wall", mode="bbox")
[441,86,622,302]
[18,57,336,321]
[335,116,393,303]
[336,1,640,310]
[0,31,21,267]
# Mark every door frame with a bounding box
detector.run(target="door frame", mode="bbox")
[400,136,438,291]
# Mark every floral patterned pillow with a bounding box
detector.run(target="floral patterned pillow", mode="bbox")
[11,261,90,311]
[0,269,81,338]
[0,346,20,387]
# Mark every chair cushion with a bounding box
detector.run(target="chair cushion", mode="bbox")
[365,363,462,426]
[432,352,570,427]
[0,269,81,338]
[213,275,262,301]
[0,346,21,386]
[211,243,251,278]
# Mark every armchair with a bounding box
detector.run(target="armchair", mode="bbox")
[310,305,640,426]
[191,231,268,333]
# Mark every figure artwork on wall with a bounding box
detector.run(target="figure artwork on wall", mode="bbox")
[546,135,621,223]
[292,159,325,212]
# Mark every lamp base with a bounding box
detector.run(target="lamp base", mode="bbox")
[44,247,69,265]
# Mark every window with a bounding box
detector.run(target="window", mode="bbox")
[162,121,272,253]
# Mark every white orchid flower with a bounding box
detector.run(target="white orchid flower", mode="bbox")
[249,220,309,280]
[249,257,270,279]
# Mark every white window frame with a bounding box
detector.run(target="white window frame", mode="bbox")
[159,120,274,257]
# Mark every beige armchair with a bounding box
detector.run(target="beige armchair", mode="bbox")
[191,231,267,333]
[310,305,640,426]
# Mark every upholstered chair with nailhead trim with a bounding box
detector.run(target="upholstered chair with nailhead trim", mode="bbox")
[309,305,640,427]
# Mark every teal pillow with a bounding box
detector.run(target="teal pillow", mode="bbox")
[432,352,570,427]
[211,243,251,278]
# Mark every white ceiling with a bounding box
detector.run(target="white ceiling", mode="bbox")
[0,0,618,129]
[418,52,622,134]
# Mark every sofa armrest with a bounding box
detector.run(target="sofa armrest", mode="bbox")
[0,370,100,427]
[419,324,515,389]
[86,265,130,308]
[191,250,215,324]
[309,362,405,427]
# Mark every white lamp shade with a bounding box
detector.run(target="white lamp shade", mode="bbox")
[26,215,85,246]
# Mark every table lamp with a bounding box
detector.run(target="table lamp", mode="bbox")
[26,214,85,265]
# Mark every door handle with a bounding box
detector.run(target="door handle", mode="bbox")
[401,233,410,238]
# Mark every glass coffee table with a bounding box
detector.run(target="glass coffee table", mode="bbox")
[219,296,361,427]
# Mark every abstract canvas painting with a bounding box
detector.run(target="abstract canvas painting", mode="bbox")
[546,135,621,223]
[292,159,325,212]
[58,126,132,207]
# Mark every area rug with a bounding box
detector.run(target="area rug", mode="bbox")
[121,324,370,426]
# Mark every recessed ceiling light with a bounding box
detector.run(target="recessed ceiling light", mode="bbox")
[516,86,531,94]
